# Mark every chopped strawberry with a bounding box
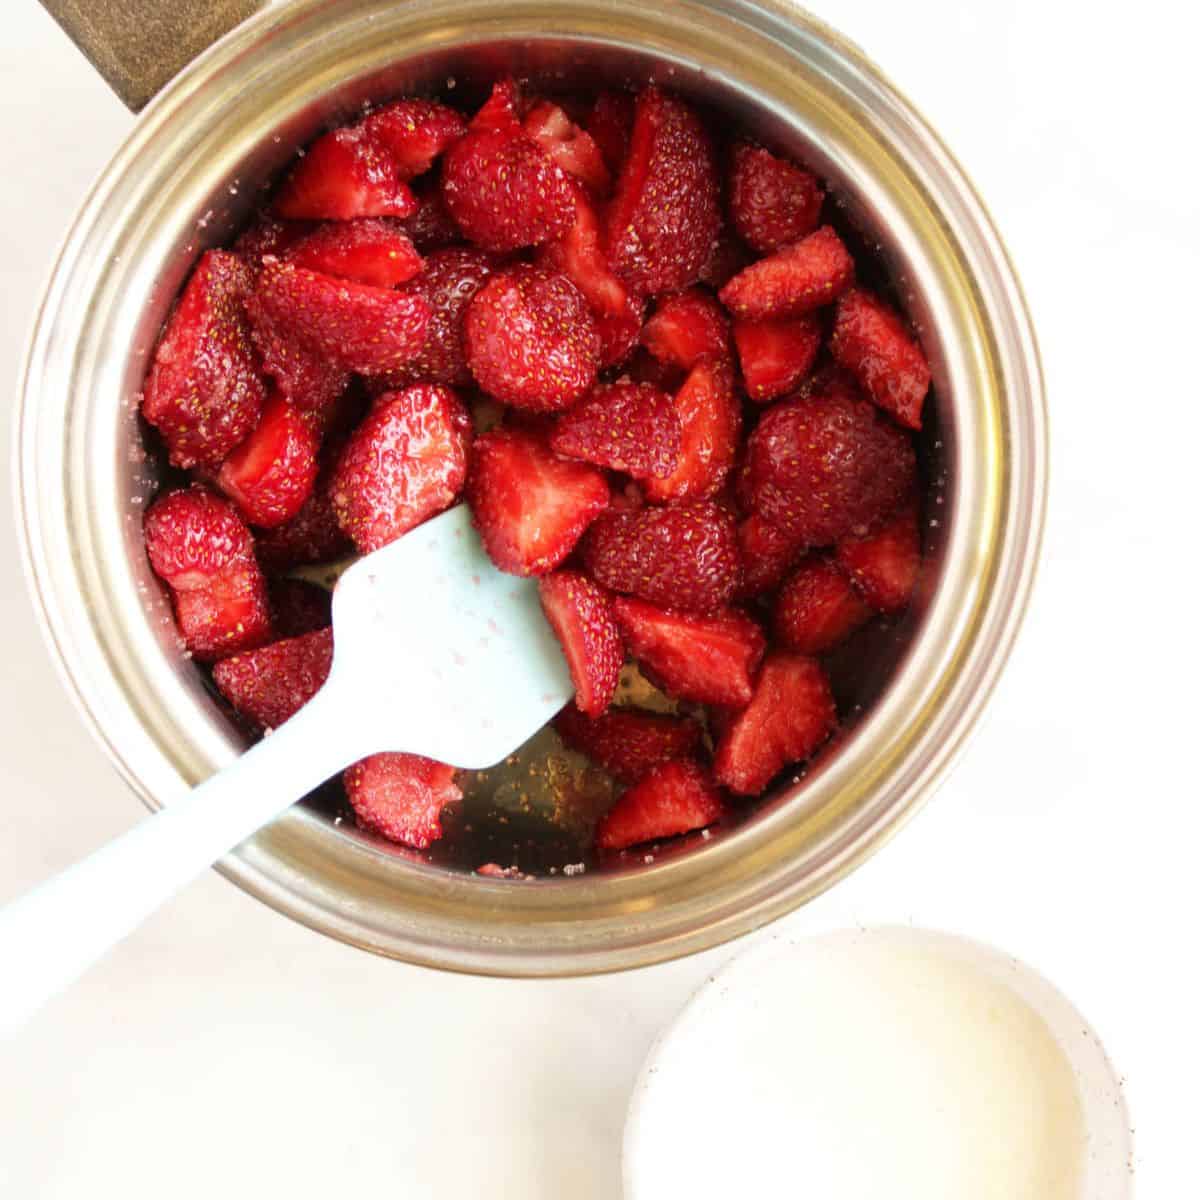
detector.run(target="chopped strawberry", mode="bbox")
[256,442,354,570]
[640,288,729,370]
[464,264,599,411]
[595,759,726,850]
[550,381,681,479]
[642,358,741,504]
[774,556,872,653]
[728,142,824,253]
[331,384,471,552]
[735,512,807,598]
[234,213,316,266]
[835,498,921,613]
[523,100,612,197]
[171,561,273,662]
[345,752,461,848]
[741,389,916,544]
[141,251,265,470]
[698,233,752,291]
[252,259,430,375]
[594,294,647,368]
[467,429,609,575]
[713,652,836,795]
[470,78,523,133]
[719,225,854,321]
[212,627,333,730]
[606,87,721,295]
[582,499,740,614]
[284,219,423,288]
[359,98,467,177]
[554,706,702,783]
[268,577,332,638]
[399,177,463,250]
[830,287,931,430]
[274,128,417,220]
[585,90,635,177]
[732,314,822,403]
[612,597,765,707]
[216,393,319,528]
[538,570,623,716]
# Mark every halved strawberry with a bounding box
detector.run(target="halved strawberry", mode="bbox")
[830,287,931,430]
[732,314,822,403]
[582,499,740,614]
[606,87,721,295]
[713,652,836,795]
[172,560,273,662]
[274,128,418,220]
[212,627,333,730]
[464,264,600,411]
[550,381,681,479]
[554,706,702,783]
[256,443,354,570]
[728,142,824,254]
[719,226,854,321]
[331,384,471,552]
[399,177,463,250]
[774,556,872,653]
[835,498,921,613]
[141,251,266,470]
[359,98,467,177]
[538,570,623,716]
[345,752,461,848]
[268,577,332,638]
[595,759,726,851]
[640,288,729,371]
[642,358,741,504]
[735,512,807,599]
[467,428,609,575]
[523,100,612,197]
[284,219,423,288]
[612,596,765,707]
[585,90,635,177]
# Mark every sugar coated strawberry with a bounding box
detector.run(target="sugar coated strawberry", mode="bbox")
[141,251,265,470]
[212,627,333,730]
[640,288,730,371]
[268,577,332,638]
[595,759,726,851]
[274,128,417,220]
[554,706,702,783]
[719,225,854,321]
[284,219,423,288]
[523,100,612,197]
[835,498,921,613]
[171,563,273,662]
[539,571,623,717]
[359,98,466,177]
[728,143,824,253]
[585,90,635,177]
[345,752,461,848]
[735,512,808,598]
[732,314,822,403]
[550,381,681,479]
[774,556,872,653]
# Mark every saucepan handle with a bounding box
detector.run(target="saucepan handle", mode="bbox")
[38,0,269,111]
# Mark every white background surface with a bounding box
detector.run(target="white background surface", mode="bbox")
[1,2,1196,1195]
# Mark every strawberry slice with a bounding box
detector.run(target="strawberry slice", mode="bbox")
[331,384,471,552]
[399,177,463,250]
[582,499,740,614]
[467,429,609,575]
[464,264,600,411]
[345,752,461,848]
[212,627,333,730]
[554,706,702,783]
[274,128,418,220]
[606,87,721,295]
[538,570,624,716]
[713,652,836,795]
[256,442,354,570]
[642,358,741,504]
[585,90,635,177]
[141,250,266,470]
[550,381,681,479]
[640,288,730,371]
[774,555,872,653]
[728,142,824,253]
[719,226,854,321]
[735,512,807,598]
[732,314,822,403]
[523,100,612,197]
[595,759,726,851]
[284,219,423,288]
[830,287,931,430]
[612,596,766,707]
[359,98,467,177]
[835,498,921,613]
[268,577,332,638]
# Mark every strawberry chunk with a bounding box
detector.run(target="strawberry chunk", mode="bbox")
[554,706,702,783]
[728,143,824,253]
[141,251,266,470]
[359,98,467,177]
[594,295,647,369]
[713,652,836,795]
[467,429,609,575]
[268,577,332,638]
[719,226,854,321]
[595,759,726,851]
[274,128,417,220]
[284,219,423,288]
[345,752,461,849]
[640,288,730,371]
[642,358,741,504]
[606,87,721,295]
[331,384,471,552]
[612,597,765,707]
[774,556,872,653]
[741,389,916,544]
[172,562,273,662]
[735,512,807,598]
[523,100,612,197]
[470,78,523,133]
[253,259,430,375]
[732,314,822,403]
[399,178,463,250]
[830,287,931,430]
[256,444,354,570]
[835,498,921,613]
[464,264,600,411]
[550,381,681,479]
[582,499,740,614]
[538,570,623,716]
[585,90,635,177]
[212,627,333,730]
